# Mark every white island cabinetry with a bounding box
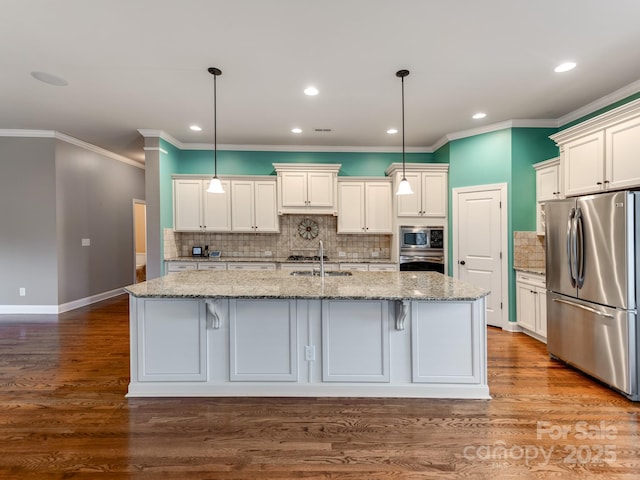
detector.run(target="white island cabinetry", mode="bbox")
[126,270,488,398]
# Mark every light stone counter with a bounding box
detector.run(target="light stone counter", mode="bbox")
[125,270,488,301]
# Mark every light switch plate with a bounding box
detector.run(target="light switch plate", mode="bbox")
[81,238,91,247]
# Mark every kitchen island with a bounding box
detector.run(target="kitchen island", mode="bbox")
[125,270,489,399]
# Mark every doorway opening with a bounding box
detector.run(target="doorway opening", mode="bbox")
[133,200,147,283]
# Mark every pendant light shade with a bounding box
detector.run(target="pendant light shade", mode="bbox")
[395,69,413,196]
[207,67,224,194]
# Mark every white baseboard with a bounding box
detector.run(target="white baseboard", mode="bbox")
[0,288,125,315]
[502,321,521,333]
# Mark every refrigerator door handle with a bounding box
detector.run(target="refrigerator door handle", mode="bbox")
[575,207,585,289]
[567,207,577,288]
[552,298,614,318]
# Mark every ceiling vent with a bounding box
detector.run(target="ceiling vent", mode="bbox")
[314,128,332,132]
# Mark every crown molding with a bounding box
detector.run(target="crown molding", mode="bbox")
[556,78,640,127]
[0,129,144,169]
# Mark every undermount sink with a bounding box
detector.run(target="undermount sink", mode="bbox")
[289,270,353,277]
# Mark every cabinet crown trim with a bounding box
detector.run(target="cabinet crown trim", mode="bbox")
[273,163,341,173]
[550,98,640,144]
[338,176,392,183]
[384,163,449,176]
[533,157,560,171]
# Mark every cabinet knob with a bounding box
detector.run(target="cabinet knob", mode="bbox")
[596,181,603,185]
[604,180,610,184]
[459,260,466,266]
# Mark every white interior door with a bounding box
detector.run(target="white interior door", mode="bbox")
[453,185,506,328]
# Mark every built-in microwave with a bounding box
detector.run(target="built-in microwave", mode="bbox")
[400,226,444,251]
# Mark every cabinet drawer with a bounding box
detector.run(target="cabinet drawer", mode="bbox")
[227,262,277,271]
[197,262,227,271]
[516,272,546,288]
[368,263,397,272]
[166,262,197,274]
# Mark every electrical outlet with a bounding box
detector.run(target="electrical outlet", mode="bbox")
[338,251,346,257]
[371,251,379,257]
[19,287,26,297]
[304,345,315,361]
[264,251,272,256]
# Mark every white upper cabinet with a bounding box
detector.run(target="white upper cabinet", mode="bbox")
[605,115,640,190]
[231,179,279,233]
[337,179,392,234]
[533,158,561,236]
[384,163,449,217]
[173,178,231,232]
[274,163,341,215]
[551,99,640,197]
[535,158,561,202]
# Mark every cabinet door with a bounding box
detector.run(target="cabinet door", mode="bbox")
[421,172,447,217]
[411,301,481,383]
[337,182,365,233]
[307,172,334,207]
[137,299,206,381]
[563,131,604,196]
[253,180,279,232]
[229,299,297,381]
[605,116,640,191]
[516,282,537,331]
[231,180,255,232]
[322,300,389,382]
[537,165,560,202]
[365,182,392,233]
[203,180,231,231]
[536,288,547,339]
[280,172,308,207]
[173,179,203,231]
[396,172,422,216]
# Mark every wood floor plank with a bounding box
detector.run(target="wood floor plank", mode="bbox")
[1,295,639,479]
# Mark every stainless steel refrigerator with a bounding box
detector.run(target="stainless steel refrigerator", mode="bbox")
[545,190,639,400]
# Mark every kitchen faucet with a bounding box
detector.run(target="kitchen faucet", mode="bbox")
[318,240,324,277]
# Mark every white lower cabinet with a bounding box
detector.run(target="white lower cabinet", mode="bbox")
[229,299,298,381]
[411,301,482,383]
[134,298,207,382]
[321,300,389,382]
[128,296,488,398]
[516,272,547,342]
[165,261,227,274]
[227,262,277,271]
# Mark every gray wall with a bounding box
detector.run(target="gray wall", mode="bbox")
[0,138,59,305]
[0,136,145,308]
[55,140,145,304]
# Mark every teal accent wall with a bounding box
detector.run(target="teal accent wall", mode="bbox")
[176,150,435,176]
[511,128,559,231]
[447,128,559,324]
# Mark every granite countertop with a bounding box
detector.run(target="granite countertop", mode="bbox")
[514,267,546,276]
[165,256,397,264]
[125,270,488,301]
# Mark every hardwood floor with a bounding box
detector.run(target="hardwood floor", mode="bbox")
[0,295,638,479]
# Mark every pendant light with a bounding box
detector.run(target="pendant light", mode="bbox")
[395,69,413,196]
[206,67,225,193]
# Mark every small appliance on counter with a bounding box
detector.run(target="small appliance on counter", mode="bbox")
[192,246,203,257]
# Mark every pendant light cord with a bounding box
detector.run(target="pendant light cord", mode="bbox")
[213,71,217,178]
[401,74,405,179]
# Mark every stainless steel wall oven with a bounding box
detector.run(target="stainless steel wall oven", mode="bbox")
[399,226,445,273]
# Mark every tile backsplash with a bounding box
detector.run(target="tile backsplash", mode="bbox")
[165,215,391,260]
[513,231,545,271]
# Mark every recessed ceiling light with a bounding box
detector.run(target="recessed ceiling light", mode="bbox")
[555,62,577,73]
[291,128,302,134]
[387,128,398,134]
[30,71,68,86]
[472,112,487,119]
[304,86,319,96]
[189,125,202,132]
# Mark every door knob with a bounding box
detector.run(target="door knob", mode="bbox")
[459,260,466,265]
